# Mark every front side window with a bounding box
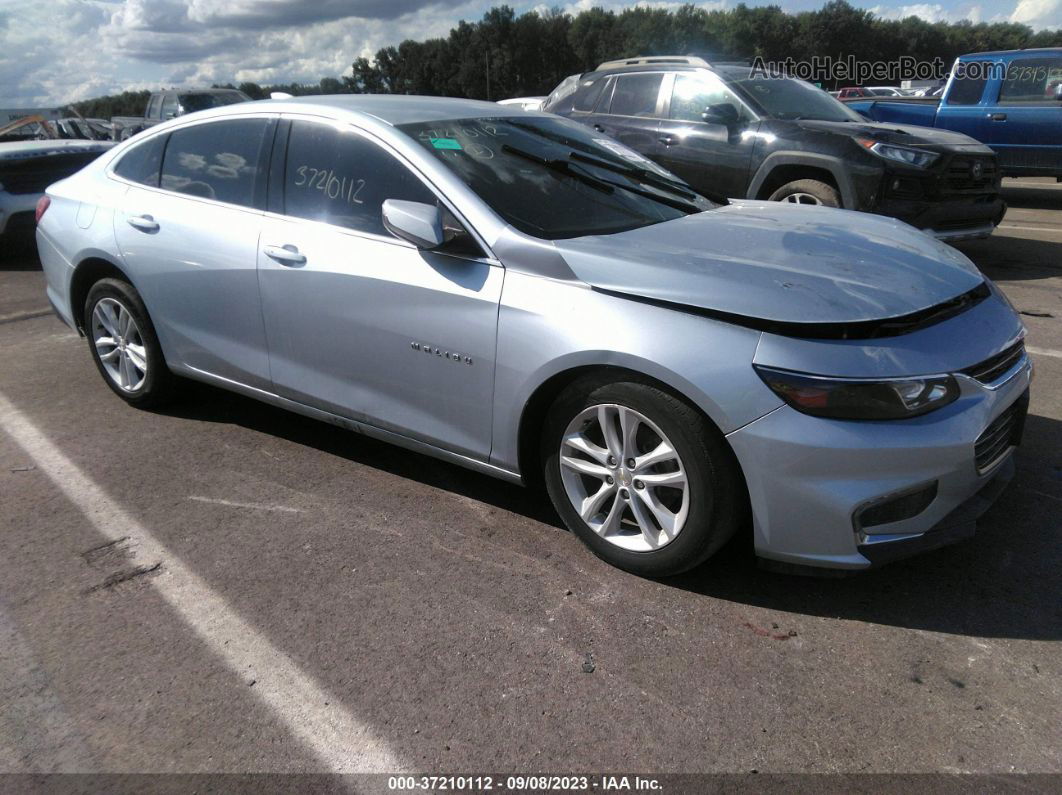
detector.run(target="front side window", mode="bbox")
[113,134,166,186]
[397,115,714,240]
[283,121,435,236]
[147,95,163,119]
[161,95,179,119]
[608,73,664,117]
[999,57,1062,104]
[946,61,990,105]
[160,118,271,207]
[669,73,748,122]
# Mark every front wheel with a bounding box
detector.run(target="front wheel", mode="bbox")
[542,376,743,577]
[767,179,840,207]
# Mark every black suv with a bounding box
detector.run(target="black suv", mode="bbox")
[544,57,1005,241]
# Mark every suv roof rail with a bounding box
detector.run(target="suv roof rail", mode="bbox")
[595,55,710,70]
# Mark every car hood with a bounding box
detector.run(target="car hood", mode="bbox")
[792,119,991,152]
[554,201,986,328]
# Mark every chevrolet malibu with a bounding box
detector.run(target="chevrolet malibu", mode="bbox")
[36,96,1031,577]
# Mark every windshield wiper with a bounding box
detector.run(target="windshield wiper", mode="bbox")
[568,151,693,197]
[501,145,615,194]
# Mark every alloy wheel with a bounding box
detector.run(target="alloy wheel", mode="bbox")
[558,403,690,552]
[781,192,823,205]
[91,297,147,392]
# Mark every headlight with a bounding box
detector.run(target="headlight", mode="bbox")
[856,137,939,169]
[754,365,959,420]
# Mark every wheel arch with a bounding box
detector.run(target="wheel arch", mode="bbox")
[748,152,856,208]
[514,362,750,509]
[69,255,136,336]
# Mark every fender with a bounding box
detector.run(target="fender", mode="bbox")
[747,151,867,209]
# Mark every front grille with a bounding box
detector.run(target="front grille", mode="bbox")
[943,156,999,193]
[974,390,1029,474]
[961,340,1026,384]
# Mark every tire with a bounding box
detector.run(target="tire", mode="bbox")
[767,178,841,207]
[542,375,743,578]
[84,278,178,409]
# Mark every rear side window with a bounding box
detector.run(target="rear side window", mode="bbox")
[999,57,1062,104]
[113,134,166,186]
[160,118,272,207]
[608,73,664,117]
[282,121,435,236]
[946,62,990,105]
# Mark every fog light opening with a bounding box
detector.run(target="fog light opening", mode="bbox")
[854,480,939,535]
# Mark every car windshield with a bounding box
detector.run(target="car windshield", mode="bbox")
[725,74,864,122]
[396,116,715,240]
[178,92,249,113]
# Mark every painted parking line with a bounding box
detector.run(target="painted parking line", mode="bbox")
[1027,346,1062,360]
[998,224,1062,235]
[0,390,406,773]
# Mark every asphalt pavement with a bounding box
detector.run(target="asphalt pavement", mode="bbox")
[0,179,1059,780]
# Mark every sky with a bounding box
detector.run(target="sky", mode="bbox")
[1,0,1059,108]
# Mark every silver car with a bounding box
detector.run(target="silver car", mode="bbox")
[36,96,1031,577]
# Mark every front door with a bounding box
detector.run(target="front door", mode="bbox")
[980,54,1062,176]
[654,71,757,200]
[257,119,502,460]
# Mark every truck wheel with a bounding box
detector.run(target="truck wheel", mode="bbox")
[768,179,840,207]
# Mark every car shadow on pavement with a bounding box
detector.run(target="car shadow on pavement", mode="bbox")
[673,410,1062,642]
[959,236,1062,283]
[161,381,1061,642]
[1000,183,1062,212]
[0,236,41,271]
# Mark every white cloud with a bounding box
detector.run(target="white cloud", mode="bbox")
[1010,0,1061,28]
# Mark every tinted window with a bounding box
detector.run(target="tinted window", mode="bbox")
[669,73,748,122]
[113,134,166,186]
[179,92,249,113]
[609,73,664,117]
[999,57,1062,104]
[147,95,162,119]
[161,95,179,119]
[397,116,714,240]
[573,78,608,112]
[160,119,271,207]
[946,62,990,105]
[283,121,435,236]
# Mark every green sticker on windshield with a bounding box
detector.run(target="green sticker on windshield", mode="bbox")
[430,138,462,150]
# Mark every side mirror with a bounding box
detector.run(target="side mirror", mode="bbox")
[382,199,445,249]
[702,103,740,127]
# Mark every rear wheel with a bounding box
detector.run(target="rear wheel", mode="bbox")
[84,278,177,408]
[768,179,840,207]
[542,376,743,577]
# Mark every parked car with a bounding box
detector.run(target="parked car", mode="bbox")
[111,88,250,140]
[1,139,113,241]
[865,86,905,96]
[845,48,1062,178]
[836,87,871,98]
[497,96,547,111]
[543,56,1005,241]
[37,96,1029,576]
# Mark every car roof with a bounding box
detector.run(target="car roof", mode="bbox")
[196,94,534,126]
[958,47,1062,60]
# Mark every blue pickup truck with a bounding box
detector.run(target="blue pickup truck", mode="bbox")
[847,48,1062,178]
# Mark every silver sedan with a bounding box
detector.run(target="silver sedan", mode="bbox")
[36,96,1031,576]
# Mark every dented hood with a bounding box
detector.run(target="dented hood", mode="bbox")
[554,201,986,327]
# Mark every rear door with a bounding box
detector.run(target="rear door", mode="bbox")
[112,116,276,389]
[654,71,758,200]
[980,54,1062,176]
[587,72,668,162]
[935,60,992,142]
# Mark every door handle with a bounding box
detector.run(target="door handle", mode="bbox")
[658,135,675,146]
[126,214,159,232]
[263,244,306,266]
[593,124,605,132]
[988,113,1007,121]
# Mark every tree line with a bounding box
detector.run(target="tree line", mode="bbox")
[74,0,1062,117]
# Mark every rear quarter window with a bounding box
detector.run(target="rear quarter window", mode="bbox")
[113,135,166,187]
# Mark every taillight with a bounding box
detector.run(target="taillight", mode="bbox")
[35,196,51,224]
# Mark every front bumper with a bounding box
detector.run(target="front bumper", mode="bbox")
[875,193,1005,240]
[726,357,1031,571]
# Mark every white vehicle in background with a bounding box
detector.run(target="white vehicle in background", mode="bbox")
[496,96,546,111]
[864,86,905,96]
